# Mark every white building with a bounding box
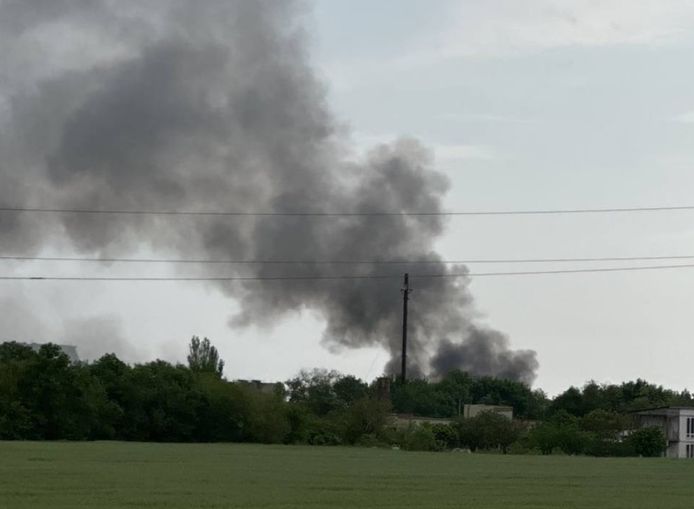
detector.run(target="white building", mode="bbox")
[635,407,694,459]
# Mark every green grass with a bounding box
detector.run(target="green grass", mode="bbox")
[2,442,694,508]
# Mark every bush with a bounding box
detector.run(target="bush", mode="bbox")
[580,409,627,439]
[528,422,591,455]
[431,423,458,450]
[243,389,291,444]
[628,427,665,457]
[455,411,519,453]
[304,416,343,446]
[400,425,440,452]
[0,401,33,440]
[584,437,635,457]
[556,426,591,455]
[507,440,538,455]
[356,433,388,448]
[528,423,560,454]
[340,398,391,445]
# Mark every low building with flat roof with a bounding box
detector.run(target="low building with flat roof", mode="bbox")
[463,404,513,420]
[392,414,453,429]
[236,379,282,395]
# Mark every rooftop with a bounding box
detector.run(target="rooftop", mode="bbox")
[634,406,694,416]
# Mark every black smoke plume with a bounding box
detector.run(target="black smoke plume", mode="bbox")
[0,0,537,383]
[431,326,539,385]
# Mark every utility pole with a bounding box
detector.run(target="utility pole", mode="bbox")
[400,273,411,383]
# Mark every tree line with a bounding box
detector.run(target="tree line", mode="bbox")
[0,337,685,457]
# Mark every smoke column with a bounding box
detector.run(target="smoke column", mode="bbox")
[0,0,538,383]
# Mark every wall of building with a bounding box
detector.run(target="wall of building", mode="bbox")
[678,413,694,458]
[463,404,513,420]
[392,415,453,429]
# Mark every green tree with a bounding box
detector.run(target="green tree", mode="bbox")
[528,422,561,455]
[390,378,450,417]
[20,344,101,440]
[529,413,591,456]
[550,386,585,417]
[431,423,459,450]
[125,361,205,441]
[402,424,440,451]
[187,336,224,377]
[555,425,591,455]
[436,370,473,416]
[245,390,290,444]
[469,377,547,420]
[0,343,36,439]
[580,409,627,439]
[286,369,367,416]
[340,397,391,444]
[333,375,368,406]
[194,375,248,442]
[286,369,341,415]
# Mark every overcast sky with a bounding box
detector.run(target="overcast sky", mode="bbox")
[3,0,694,396]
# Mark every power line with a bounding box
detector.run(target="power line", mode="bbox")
[0,274,402,282]
[428,263,694,277]
[3,204,694,217]
[3,262,694,281]
[3,254,694,265]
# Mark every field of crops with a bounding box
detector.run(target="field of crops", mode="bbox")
[2,441,694,508]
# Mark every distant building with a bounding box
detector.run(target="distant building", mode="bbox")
[634,407,694,458]
[392,414,453,429]
[392,404,514,429]
[13,342,80,363]
[463,404,513,420]
[236,379,282,395]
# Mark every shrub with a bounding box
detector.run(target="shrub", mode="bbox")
[584,437,635,457]
[402,425,440,452]
[580,409,627,439]
[628,427,665,457]
[304,416,343,446]
[431,423,458,450]
[529,421,591,455]
[455,411,519,453]
[507,440,537,455]
[356,433,388,448]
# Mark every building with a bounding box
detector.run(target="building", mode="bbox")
[463,404,513,420]
[392,404,514,429]
[392,414,453,429]
[10,342,80,363]
[634,407,694,458]
[236,379,282,395]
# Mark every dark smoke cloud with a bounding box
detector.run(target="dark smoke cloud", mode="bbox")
[431,326,539,385]
[0,0,538,383]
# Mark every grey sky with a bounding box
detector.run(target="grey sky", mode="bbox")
[2,0,694,395]
[310,0,694,394]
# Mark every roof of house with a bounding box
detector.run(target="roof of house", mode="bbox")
[464,404,514,411]
[634,406,694,416]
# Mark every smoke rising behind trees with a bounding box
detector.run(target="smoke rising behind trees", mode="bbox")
[0,0,537,383]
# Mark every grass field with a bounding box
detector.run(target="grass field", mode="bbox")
[2,442,694,509]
